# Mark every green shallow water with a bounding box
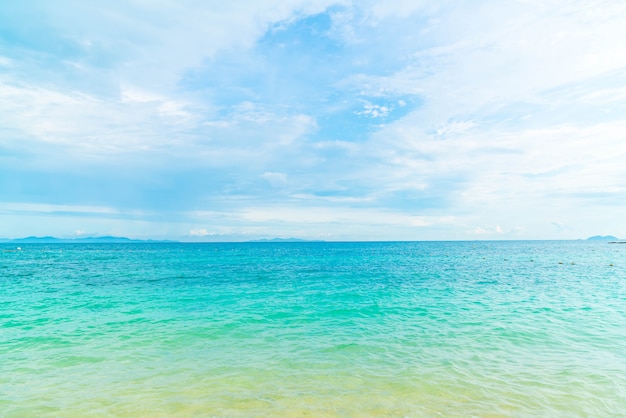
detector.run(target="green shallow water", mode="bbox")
[1,241,626,416]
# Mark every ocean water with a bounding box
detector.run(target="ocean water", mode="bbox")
[1,241,625,417]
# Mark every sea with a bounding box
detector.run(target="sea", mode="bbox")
[1,241,625,417]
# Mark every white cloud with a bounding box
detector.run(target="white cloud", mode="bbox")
[188,228,214,237]
[238,205,438,227]
[430,121,476,139]
[0,202,119,215]
[158,101,191,119]
[290,193,375,203]
[466,224,513,236]
[30,0,344,93]
[356,101,393,118]
[120,87,162,103]
[262,172,289,186]
[0,56,13,67]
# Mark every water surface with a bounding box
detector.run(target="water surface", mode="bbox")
[2,241,625,416]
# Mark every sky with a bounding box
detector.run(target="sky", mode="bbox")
[1,0,626,241]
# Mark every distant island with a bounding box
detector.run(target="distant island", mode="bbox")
[586,235,620,241]
[0,236,177,244]
[586,235,626,244]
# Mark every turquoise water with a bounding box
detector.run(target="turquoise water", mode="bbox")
[2,241,626,416]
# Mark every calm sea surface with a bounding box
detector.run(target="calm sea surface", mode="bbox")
[1,241,625,417]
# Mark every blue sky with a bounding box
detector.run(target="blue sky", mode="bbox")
[1,0,626,241]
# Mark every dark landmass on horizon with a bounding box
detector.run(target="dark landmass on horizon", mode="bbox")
[586,235,626,244]
[586,235,621,241]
